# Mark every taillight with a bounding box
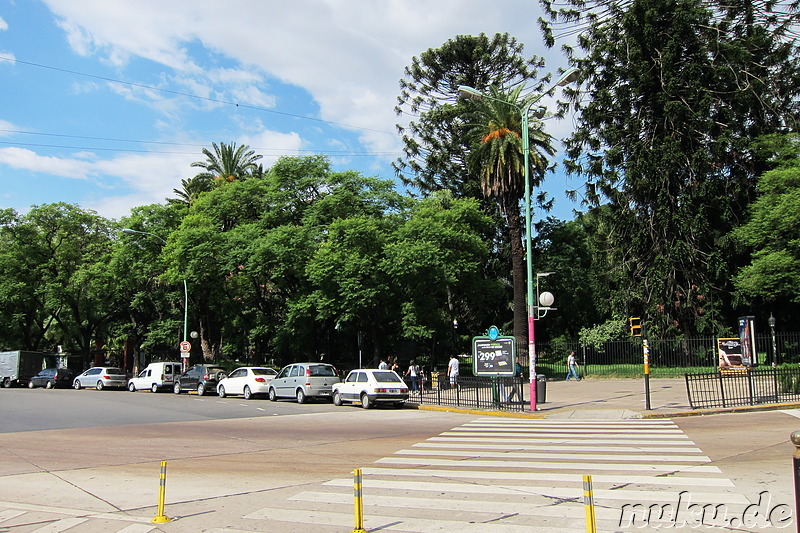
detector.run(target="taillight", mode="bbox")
[102,375,110,380]
[255,377,266,383]
[204,373,210,380]
[305,368,311,377]
[401,388,408,393]
[375,388,387,393]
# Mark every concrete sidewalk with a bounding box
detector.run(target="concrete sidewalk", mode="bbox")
[533,376,690,418]
[419,377,800,419]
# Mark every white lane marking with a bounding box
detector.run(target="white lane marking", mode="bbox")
[377,456,722,473]
[440,431,690,439]
[780,409,800,418]
[322,478,749,504]
[470,417,678,424]
[0,500,153,524]
[446,427,685,434]
[359,466,735,487]
[428,436,697,445]
[415,442,704,453]
[244,507,579,532]
[0,509,25,522]
[31,518,87,532]
[291,490,585,517]
[117,525,157,533]
[395,448,710,462]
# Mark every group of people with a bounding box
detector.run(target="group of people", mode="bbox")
[377,354,462,392]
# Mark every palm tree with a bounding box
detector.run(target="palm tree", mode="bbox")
[464,86,556,352]
[168,176,214,207]
[190,142,263,184]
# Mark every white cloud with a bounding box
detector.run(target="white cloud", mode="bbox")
[0,16,7,31]
[0,147,94,179]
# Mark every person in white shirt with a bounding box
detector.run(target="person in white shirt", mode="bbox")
[378,359,388,369]
[448,355,459,388]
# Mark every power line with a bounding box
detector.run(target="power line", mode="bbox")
[0,56,399,137]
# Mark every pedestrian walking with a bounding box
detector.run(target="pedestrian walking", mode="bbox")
[405,360,420,392]
[378,359,388,369]
[566,351,581,381]
[448,355,459,388]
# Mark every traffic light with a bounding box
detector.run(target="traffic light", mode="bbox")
[630,317,642,337]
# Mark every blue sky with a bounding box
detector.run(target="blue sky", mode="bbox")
[0,0,579,222]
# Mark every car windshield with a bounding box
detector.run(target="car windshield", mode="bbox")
[374,371,403,383]
[253,368,276,376]
[309,365,336,377]
[106,368,124,374]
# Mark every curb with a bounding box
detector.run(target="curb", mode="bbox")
[415,404,546,418]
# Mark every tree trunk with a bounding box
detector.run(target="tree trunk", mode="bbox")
[504,197,527,356]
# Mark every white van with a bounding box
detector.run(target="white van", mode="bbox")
[127,362,182,393]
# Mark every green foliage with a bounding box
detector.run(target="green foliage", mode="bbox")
[578,319,626,350]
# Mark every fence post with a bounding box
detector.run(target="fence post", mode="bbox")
[791,432,800,528]
[583,475,597,533]
[352,468,367,533]
[151,460,171,524]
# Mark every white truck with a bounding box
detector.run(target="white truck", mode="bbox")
[0,351,54,388]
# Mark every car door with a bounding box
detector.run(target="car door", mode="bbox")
[180,365,199,389]
[226,368,246,395]
[340,371,360,401]
[133,369,150,389]
[276,365,299,397]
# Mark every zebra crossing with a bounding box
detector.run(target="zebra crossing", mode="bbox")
[0,417,774,532]
[245,417,761,532]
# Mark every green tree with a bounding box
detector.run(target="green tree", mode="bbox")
[555,0,800,335]
[734,135,800,304]
[394,33,545,197]
[462,85,556,349]
[190,142,263,184]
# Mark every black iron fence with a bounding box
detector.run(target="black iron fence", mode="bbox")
[483,332,800,379]
[408,375,527,412]
[685,367,800,409]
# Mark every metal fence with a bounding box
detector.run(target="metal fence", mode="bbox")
[685,367,800,409]
[514,332,800,378]
[408,375,526,412]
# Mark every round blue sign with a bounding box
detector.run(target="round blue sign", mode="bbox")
[488,325,500,340]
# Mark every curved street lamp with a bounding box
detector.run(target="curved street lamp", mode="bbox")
[121,228,189,364]
[458,67,580,411]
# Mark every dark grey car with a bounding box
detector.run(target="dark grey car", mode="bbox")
[28,368,75,389]
[173,364,227,396]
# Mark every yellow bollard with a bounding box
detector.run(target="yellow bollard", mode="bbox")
[152,460,171,523]
[583,475,597,533]
[352,468,367,533]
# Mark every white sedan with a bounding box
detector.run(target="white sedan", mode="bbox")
[332,369,408,409]
[217,367,277,399]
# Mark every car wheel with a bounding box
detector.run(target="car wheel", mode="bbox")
[173,382,181,394]
[216,371,226,381]
[73,380,82,390]
[151,383,159,393]
[128,382,136,392]
[296,388,306,404]
[218,385,227,398]
[28,380,35,389]
[360,393,372,409]
[333,391,342,406]
[197,384,205,396]
[96,381,104,391]
[243,386,252,400]
[2,378,11,388]
[268,387,277,401]
[45,381,54,389]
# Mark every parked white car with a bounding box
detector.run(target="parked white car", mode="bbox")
[128,362,182,393]
[332,369,408,409]
[217,367,277,399]
[73,367,128,390]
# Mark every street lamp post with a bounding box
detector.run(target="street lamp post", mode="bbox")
[769,313,778,367]
[121,228,189,364]
[458,67,579,411]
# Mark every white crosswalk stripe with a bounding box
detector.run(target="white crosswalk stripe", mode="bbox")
[246,417,766,532]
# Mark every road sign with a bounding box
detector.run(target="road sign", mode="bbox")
[472,336,516,376]
[179,341,191,353]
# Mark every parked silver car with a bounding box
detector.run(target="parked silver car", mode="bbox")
[73,367,128,390]
[268,362,339,403]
